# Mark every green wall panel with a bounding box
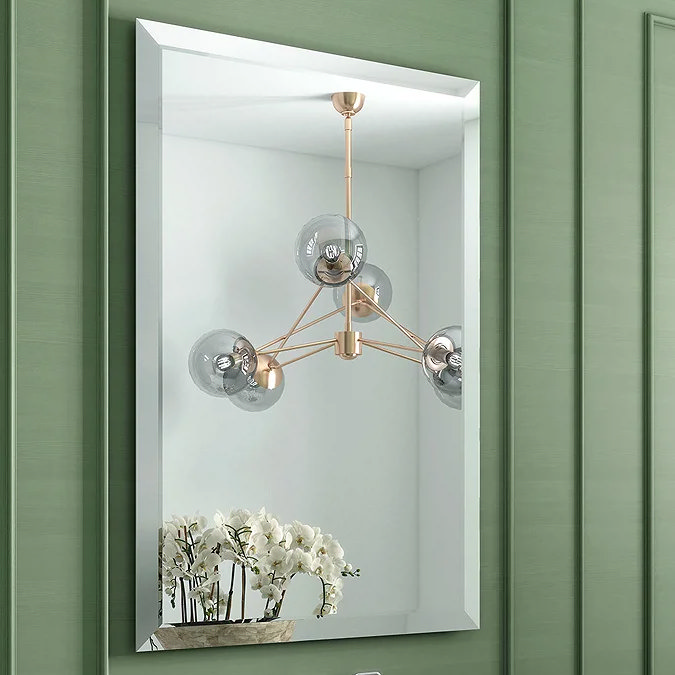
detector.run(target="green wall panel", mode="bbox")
[5,0,103,673]
[511,0,577,672]
[650,16,675,675]
[4,0,675,673]
[583,2,645,674]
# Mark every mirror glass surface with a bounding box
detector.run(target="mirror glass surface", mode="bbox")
[136,18,480,651]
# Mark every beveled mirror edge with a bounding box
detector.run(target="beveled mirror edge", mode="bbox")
[135,20,163,651]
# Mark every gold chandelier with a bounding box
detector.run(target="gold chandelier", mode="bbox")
[188,92,462,411]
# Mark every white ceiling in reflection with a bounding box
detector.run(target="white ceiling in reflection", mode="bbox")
[161,49,473,169]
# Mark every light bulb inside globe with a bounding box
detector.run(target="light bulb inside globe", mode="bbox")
[295,214,367,287]
[188,329,257,397]
[422,326,462,409]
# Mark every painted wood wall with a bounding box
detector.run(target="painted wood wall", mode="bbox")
[2,0,675,673]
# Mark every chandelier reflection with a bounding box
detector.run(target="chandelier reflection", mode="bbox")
[188,92,462,412]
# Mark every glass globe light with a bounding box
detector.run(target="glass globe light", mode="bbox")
[422,325,462,410]
[332,262,393,323]
[230,355,285,412]
[432,370,462,410]
[188,329,257,397]
[295,214,367,287]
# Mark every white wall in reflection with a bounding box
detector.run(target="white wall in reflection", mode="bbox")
[160,134,463,638]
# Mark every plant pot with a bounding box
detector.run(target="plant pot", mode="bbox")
[153,619,296,650]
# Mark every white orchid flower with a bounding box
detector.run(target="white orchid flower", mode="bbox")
[312,533,344,561]
[171,513,207,532]
[260,583,282,603]
[249,573,269,591]
[189,572,221,594]
[268,545,289,565]
[162,509,357,623]
[289,549,314,574]
[326,585,343,604]
[287,521,317,549]
[219,547,244,564]
[164,522,179,538]
[250,513,283,547]
[312,557,336,579]
[314,602,337,617]
[188,551,219,579]
[163,537,179,558]
[261,545,291,575]
[201,527,227,550]
[227,508,252,532]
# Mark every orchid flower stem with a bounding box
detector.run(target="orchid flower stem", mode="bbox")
[241,564,247,621]
[319,578,329,617]
[276,589,287,618]
[264,571,275,615]
[226,563,235,621]
[179,578,187,623]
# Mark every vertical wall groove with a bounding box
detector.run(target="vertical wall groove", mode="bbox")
[503,0,515,673]
[643,14,655,675]
[1,0,16,672]
[99,0,110,672]
[576,1,585,674]
[84,0,110,671]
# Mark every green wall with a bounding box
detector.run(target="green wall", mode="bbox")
[2,0,675,673]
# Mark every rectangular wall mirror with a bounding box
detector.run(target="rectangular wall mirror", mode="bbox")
[136,18,480,652]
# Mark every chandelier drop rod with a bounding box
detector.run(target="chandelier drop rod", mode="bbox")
[349,281,426,348]
[266,286,323,363]
[361,341,422,364]
[343,110,354,333]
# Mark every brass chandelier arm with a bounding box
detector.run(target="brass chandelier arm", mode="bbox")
[256,302,362,352]
[275,343,335,369]
[258,338,337,356]
[349,281,426,349]
[266,287,323,363]
[361,341,422,365]
[360,338,423,353]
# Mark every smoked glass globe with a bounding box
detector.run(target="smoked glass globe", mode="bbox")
[230,373,285,412]
[422,326,462,410]
[188,329,257,397]
[332,263,393,323]
[295,214,367,287]
[432,370,462,410]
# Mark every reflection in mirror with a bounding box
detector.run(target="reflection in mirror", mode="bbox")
[136,18,480,651]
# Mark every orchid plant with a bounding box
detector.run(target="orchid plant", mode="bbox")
[160,508,359,625]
